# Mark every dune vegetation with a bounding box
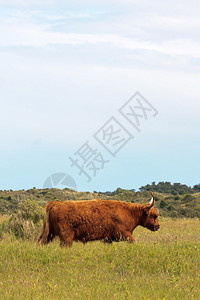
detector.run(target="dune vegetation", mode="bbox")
[0,189,199,299]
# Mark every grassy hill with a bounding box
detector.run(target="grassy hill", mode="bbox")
[0,187,200,218]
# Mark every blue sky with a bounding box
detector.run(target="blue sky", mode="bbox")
[0,0,200,192]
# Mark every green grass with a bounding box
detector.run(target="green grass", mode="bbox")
[0,218,199,300]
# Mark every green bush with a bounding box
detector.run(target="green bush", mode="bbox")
[0,199,45,240]
[179,208,187,216]
[7,213,43,240]
[18,199,45,224]
[181,195,194,203]
[160,200,167,208]
[167,205,175,211]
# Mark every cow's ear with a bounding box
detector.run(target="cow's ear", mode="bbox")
[143,205,151,214]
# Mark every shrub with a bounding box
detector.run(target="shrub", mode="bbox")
[167,205,175,211]
[181,195,194,203]
[179,208,187,216]
[0,199,45,240]
[7,213,43,240]
[18,199,45,224]
[160,200,167,208]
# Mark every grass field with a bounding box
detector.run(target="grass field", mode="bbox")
[0,218,199,299]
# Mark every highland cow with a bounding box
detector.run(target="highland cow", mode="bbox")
[38,192,159,246]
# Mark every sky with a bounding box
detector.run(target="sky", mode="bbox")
[0,0,200,192]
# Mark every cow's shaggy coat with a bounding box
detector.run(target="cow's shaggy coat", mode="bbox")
[38,196,159,246]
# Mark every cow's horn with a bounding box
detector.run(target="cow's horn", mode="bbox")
[147,192,155,208]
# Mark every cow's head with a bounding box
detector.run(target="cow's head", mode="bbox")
[140,192,160,231]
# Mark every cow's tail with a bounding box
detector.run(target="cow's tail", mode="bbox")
[38,202,54,244]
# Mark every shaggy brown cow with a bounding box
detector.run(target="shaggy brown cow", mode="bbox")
[38,192,159,246]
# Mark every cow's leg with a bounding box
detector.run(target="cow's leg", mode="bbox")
[47,233,55,243]
[59,229,74,247]
[122,231,135,243]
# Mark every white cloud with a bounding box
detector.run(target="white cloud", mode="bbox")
[1,3,200,141]
[1,5,200,60]
[1,21,200,59]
